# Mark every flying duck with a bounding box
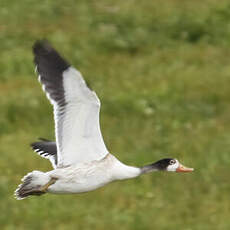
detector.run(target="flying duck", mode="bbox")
[15,41,193,200]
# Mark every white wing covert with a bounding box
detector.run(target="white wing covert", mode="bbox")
[33,41,108,167]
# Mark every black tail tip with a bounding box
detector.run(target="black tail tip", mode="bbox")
[14,174,45,200]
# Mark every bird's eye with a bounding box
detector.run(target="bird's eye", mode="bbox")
[170,159,176,165]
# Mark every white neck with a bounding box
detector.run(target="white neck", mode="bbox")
[111,156,141,180]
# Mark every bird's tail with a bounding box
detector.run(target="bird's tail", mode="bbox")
[15,170,51,200]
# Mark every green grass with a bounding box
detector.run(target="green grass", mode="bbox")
[1,0,230,229]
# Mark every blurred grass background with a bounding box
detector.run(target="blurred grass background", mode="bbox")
[1,0,230,229]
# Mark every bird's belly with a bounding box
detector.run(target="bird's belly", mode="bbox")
[47,171,112,194]
[48,180,109,194]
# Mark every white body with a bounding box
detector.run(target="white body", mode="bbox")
[46,154,141,194]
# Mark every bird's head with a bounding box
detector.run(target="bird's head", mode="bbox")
[141,158,194,174]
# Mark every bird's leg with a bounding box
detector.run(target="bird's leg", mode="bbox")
[39,177,58,192]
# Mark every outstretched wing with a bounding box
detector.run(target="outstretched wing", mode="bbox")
[33,40,108,167]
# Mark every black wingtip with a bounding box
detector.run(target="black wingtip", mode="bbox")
[30,141,38,150]
[30,137,52,148]
[33,39,52,55]
[33,39,70,73]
